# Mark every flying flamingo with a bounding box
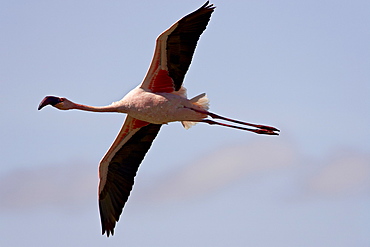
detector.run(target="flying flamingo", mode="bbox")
[38,1,279,236]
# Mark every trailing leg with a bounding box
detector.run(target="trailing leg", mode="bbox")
[207,112,279,132]
[201,119,279,135]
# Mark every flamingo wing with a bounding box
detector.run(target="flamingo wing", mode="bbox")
[141,1,215,93]
[98,2,215,237]
[98,116,161,236]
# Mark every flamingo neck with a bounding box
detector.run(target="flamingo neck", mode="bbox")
[72,103,124,113]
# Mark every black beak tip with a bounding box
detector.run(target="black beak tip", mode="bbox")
[38,96,62,110]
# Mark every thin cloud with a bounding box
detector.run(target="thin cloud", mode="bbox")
[143,139,297,201]
[307,150,370,196]
[0,139,297,211]
[141,143,370,202]
[2,142,369,212]
[0,162,97,211]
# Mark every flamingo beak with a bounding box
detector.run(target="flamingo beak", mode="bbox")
[38,96,63,110]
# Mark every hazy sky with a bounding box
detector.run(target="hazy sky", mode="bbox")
[1,1,369,246]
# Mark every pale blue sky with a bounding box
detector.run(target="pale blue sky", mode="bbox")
[1,1,370,246]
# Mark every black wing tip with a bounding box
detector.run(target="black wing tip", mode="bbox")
[100,216,116,237]
[201,1,216,10]
[99,199,118,237]
[102,227,114,237]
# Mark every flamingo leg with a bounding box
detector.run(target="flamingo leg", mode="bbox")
[200,119,279,135]
[185,106,280,134]
[207,112,280,132]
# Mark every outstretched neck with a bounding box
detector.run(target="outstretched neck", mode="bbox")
[72,102,125,113]
[55,98,128,113]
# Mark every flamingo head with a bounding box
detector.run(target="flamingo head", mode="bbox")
[38,96,75,110]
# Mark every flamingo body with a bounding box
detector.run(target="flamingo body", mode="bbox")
[112,87,208,124]
[38,1,279,237]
